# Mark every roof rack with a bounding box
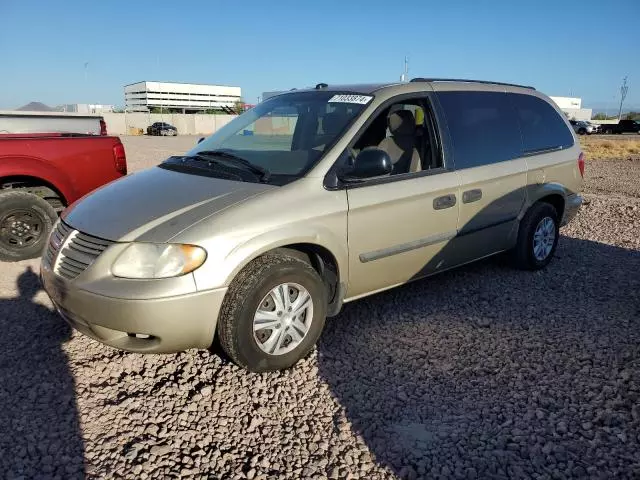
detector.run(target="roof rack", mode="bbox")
[410,78,535,90]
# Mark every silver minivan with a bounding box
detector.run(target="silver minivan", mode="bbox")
[41,79,584,371]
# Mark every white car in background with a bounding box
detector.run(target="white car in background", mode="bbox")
[570,120,598,135]
[584,121,601,134]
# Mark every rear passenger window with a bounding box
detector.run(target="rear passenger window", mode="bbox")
[509,93,574,153]
[436,91,521,169]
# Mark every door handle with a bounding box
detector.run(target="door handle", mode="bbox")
[462,189,482,204]
[433,193,456,210]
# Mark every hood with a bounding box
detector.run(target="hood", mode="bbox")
[63,166,275,242]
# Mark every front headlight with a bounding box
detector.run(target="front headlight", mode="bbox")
[111,243,207,279]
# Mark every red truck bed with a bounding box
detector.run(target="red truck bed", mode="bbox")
[0,133,127,261]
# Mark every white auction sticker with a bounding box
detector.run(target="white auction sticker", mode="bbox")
[328,94,373,105]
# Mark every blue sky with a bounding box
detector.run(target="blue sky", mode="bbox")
[1,0,638,113]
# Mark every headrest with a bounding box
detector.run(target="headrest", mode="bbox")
[388,110,416,136]
[322,112,348,135]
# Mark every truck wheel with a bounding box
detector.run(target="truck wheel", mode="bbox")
[217,250,327,372]
[511,202,559,271]
[0,191,58,262]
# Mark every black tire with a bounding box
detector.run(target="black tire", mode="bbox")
[578,128,586,135]
[217,250,327,372]
[0,190,58,262]
[511,202,560,271]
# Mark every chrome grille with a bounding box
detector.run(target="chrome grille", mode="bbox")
[46,220,113,280]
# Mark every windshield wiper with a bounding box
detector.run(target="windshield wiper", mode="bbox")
[191,149,271,182]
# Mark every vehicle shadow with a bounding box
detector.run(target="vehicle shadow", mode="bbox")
[317,236,640,478]
[0,266,85,478]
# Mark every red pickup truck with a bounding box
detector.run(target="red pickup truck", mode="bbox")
[0,133,127,261]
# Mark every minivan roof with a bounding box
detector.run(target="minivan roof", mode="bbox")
[283,78,536,96]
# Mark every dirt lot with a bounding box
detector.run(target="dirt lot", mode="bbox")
[1,136,639,479]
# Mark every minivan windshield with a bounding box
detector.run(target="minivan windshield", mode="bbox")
[183,91,371,181]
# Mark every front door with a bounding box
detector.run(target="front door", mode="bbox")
[346,172,461,298]
[342,96,461,299]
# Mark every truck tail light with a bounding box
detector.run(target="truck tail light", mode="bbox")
[577,152,585,178]
[100,119,108,136]
[113,142,127,175]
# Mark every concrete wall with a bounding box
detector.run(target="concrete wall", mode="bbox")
[102,113,238,135]
[562,108,592,121]
[589,119,619,125]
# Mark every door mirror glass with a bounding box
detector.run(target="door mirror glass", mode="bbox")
[338,147,392,182]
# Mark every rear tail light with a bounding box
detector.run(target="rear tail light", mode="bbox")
[100,119,108,136]
[113,142,127,175]
[577,152,585,178]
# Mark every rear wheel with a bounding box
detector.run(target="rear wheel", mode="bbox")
[217,250,327,372]
[0,191,58,262]
[512,202,559,270]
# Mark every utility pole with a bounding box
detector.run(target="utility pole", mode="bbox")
[617,76,629,120]
[400,56,409,82]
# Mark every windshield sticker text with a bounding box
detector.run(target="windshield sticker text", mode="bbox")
[328,94,373,105]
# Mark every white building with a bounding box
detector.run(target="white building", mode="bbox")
[549,96,592,121]
[60,104,114,114]
[124,81,242,113]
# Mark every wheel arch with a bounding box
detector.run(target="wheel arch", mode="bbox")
[0,174,69,211]
[197,228,348,317]
[537,194,565,221]
[274,243,343,316]
[0,156,75,206]
[525,183,566,221]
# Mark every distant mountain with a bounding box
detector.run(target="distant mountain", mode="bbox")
[16,102,54,112]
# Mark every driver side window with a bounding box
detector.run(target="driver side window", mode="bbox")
[351,97,442,176]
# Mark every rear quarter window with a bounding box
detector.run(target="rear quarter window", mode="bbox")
[509,93,574,153]
[436,91,521,169]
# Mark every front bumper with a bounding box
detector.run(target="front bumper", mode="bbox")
[561,193,583,227]
[40,265,227,353]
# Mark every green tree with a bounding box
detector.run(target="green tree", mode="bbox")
[624,111,640,121]
[593,112,618,120]
[233,100,246,114]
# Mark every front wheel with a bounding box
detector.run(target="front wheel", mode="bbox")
[0,191,58,262]
[217,250,327,372]
[511,202,559,270]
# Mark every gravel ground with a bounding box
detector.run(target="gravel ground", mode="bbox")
[1,136,639,479]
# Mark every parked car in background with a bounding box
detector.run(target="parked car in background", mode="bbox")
[584,121,601,134]
[147,122,178,136]
[600,119,640,134]
[0,133,127,261]
[41,78,583,372]
[570,120,595,135]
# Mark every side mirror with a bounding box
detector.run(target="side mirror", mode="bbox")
[337,148,392,182]
[197,137,205,144]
